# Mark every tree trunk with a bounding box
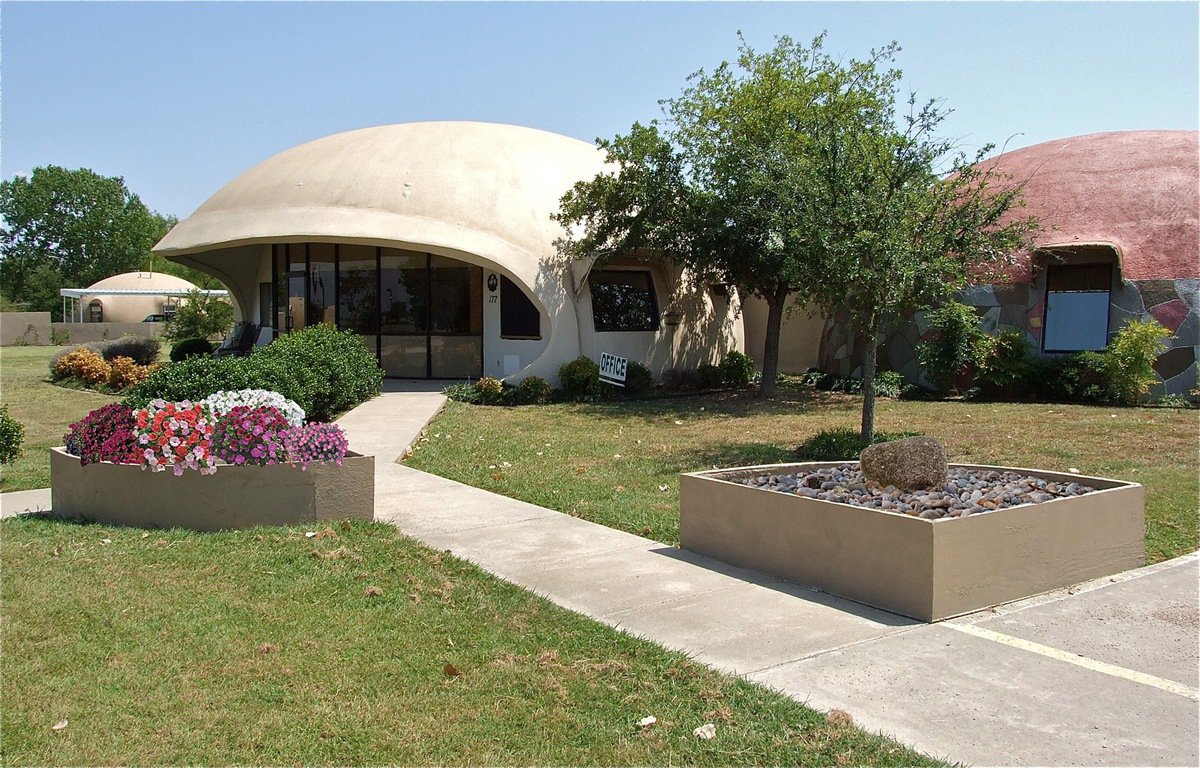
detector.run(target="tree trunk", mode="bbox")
[860,328,879,443]
[759,288,788,399]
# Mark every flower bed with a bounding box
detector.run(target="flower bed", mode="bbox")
[679,462,1144,622]
[51,391,373,531]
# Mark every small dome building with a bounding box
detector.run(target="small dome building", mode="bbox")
[816,130,1199,395]
[76,271,200,323]
[155,122,741,382]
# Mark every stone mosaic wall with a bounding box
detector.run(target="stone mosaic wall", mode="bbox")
[817,277,1198,397]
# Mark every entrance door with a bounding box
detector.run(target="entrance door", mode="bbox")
[379,250,482,378]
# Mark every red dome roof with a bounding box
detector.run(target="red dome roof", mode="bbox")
[985,130,1198,283]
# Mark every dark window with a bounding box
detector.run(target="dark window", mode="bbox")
[501,276,541,339]
[1043,264,1112,352]
[337,245,378,335]
[588,270,659,332]
[307,243,336,327]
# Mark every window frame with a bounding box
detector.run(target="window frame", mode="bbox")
[1041,263,1114,353]
[587,268,660,333]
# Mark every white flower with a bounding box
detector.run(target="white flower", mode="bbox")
[202,389,305,427]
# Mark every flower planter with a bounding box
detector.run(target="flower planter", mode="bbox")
[679,462,1144,622]
[50,447,374,532]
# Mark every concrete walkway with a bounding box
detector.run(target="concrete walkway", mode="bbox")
[6,389,1196,765]
[337,390,1198,767]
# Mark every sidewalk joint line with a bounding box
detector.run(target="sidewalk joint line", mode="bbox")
[943,621,1200,701]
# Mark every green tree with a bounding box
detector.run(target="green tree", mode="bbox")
[163,289,235,342]
[0,166,166,316]
[554,35,905,397]
[802,95,1036,440]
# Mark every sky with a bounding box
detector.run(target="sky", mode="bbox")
[2,1,1197,219]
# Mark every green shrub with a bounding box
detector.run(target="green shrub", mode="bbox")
[251,325,383,421]
[623,361,656,396]
[123,355,257,409]
[813,372,862,394]
[874,370,904,399]
[559,356,604,402]
[443,382,484,405]
[795,428,923,461]
[916,302,983,394]
[719,351,755,388]
[0,404,24,466]
[101,335,161,366]
[697,362,724,389]
[1104,319,1171,405]
[974,328,1030,398]
[170,338,214,362]
[513,375,552,405]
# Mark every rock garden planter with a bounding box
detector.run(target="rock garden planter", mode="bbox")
[679,462,1144,622]
[50,447,374,532]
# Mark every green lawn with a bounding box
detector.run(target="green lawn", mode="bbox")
[1,345,935,765]
[1,518,934,766]
[1,346,118,491]
[407,388,1199,563]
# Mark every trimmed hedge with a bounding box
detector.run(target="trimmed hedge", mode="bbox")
[125,325,384,422]
[170,338,215,362]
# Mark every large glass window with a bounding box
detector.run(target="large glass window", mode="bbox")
[430,254,482,335]
[1043,264,1112,352]
[307,243,336,327]
[501,276,541,339]
[588,269,659,332]
[338,245,378,336]
[380,250,428,335]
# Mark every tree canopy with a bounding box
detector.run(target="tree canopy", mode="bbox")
[555,33,1035,430]
[0,166,171,317]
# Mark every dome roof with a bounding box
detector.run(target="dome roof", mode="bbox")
[987,130,1198,282]
[85,271,198,291]
[154,121,607,274]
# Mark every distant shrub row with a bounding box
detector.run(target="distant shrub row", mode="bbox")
[50,336,162,393]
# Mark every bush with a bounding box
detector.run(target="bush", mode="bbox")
[123,355,258,409]
[1104,319,1171,405]
[719,351,755,388]
[53,348,111,387]
[623,361,656,396]
[916,302,983,394]
[513,375,552,405]
[0,404,24,466]
[475,376,506,405]
[101,335,160,366]
[162,289,235,342]
[170,338,214,362]
[251,325,383,421]
[107,357,155,391]
[63,403,139,466]
[697,362,724,389]
[974,328,1030,398]
[874,370,904,399]
[795,428,923,461]
[559,356,604,402]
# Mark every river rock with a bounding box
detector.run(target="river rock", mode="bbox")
[859,436,949,491]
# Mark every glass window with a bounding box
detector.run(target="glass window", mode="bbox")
[338,245,378,336]
[429,255,482,334]
[1044,264,1112,352]
[501,276,541,339]
[588,270,659,332]
[308,243,336,327]
[380,249,428,335]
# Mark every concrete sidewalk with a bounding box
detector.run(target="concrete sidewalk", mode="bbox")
[338,392,1199,767]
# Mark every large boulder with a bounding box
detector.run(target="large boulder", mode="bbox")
[859,436,948,491]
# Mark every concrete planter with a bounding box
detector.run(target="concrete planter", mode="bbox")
[679,462,1144,622]
[50,447,374,532]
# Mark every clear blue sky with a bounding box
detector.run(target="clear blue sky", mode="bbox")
[2,1,1196,218]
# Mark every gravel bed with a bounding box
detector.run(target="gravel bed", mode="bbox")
[734,464,1097,519]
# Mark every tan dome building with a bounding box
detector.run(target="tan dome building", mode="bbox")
[155,121,741,382]
[73,271,200,323]
[815,130,1199,395]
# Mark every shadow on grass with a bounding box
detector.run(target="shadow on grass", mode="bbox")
[671,442,799,472]
[571,386,862,423]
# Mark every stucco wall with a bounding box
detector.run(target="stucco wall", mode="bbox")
[740,296,825,373]
[0,312,52,346]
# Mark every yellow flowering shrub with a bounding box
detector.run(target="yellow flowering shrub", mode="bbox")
[54,348,111,387]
